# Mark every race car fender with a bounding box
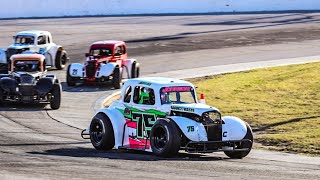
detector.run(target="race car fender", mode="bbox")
[222,116,247,141]
[96,107,127,148]
[68,63,84,77]
[169,116,208,142]
[122,59,137,78]
[97,62,118,78]
[46,44,61,65]
[0,77,18,92]
[0,49,7,64]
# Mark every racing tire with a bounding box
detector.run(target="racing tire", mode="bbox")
[66,64,76,86]
[0,87,3,104]
[224,123,253,159]
[50,83,61,110]
[150,119,181,157]
[131,62,140,78]
[112,67,122,89]
[55,50,67,70]
[89,113,115,150]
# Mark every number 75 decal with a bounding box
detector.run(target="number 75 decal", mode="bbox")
[187,126,194,132]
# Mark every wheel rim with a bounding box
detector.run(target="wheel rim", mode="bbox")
[153,125,168,150]
[91,120,104,144]
[61,54,67,65]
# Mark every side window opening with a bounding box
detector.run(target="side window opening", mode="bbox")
[124,86,132,103]
[38,35,46,45]
[122,45,126,54]
[133,86,155,105]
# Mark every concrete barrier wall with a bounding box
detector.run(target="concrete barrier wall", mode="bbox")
[1,0,320,19]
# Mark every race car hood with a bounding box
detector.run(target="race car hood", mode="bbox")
[162,103,220,116]
[13,71,43,78]
[8,44,34,49]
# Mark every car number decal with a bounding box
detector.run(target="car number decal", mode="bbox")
[72,69,78,75]
[132,112,156,138]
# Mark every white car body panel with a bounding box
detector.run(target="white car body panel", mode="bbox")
[97,62,118,78]
[222,116,247,141]
[69,63,84,77]
[169,116,208,141]
[0,49,6,64]
[122,59,136,78]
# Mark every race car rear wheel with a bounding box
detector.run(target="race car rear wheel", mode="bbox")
[224,123,253,159]
[131,62,140,78]
[90,113,115,150]
[66,64,76,86]
[55,50,67,70]
[112,67,122,89]
[50,83,61,110]
[150,119,181,157]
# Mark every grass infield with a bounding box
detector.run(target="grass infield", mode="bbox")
[191,62,320,156]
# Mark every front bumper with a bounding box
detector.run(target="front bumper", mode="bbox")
[184,139,252,153]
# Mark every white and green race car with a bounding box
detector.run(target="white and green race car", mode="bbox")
[82,77,253,158]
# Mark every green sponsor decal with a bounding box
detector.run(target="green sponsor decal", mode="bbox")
[138,81,152,86]
[171,106,195,112]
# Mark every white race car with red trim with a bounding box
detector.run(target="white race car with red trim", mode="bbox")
[82,77,253,158]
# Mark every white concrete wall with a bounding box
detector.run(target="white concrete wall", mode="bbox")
[0,0,320,19]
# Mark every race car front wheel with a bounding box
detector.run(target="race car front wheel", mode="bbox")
[90,113,115,150]
[50,83,61,110]
[150,119,181,157]
[224,123,253,159]
[66,65,76,86]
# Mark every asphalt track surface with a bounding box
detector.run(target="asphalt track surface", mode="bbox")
[0,13,320,179]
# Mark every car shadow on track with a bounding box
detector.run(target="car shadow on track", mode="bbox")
[28,147,226,161]
[61,82,119,93]
[0,102,47,111]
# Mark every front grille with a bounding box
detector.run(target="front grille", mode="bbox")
[86,62,96,78]
[19,85,34,96]
[20,74,35,84]
[204,124,222,141]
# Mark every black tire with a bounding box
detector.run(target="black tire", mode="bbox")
[224,123,253,159]
[131,62,140,78]
[50,83,61,110]
[90,113,115,150]
[0,87,3,104]
[66,64,76,86]
[112,67,122,89]
[55,50,67,70]
[150,119,181,157]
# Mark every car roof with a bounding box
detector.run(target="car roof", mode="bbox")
[125,77,194,89]
[11,54,45,61]
[91,40,125,46]
[16,30,51,37]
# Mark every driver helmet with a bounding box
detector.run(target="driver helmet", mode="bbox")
[139,88,151,104]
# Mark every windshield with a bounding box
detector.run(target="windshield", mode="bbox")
[160,86,196,104]
[90,48,112,56]
[14,60,41,72]
[14,35,35,45]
